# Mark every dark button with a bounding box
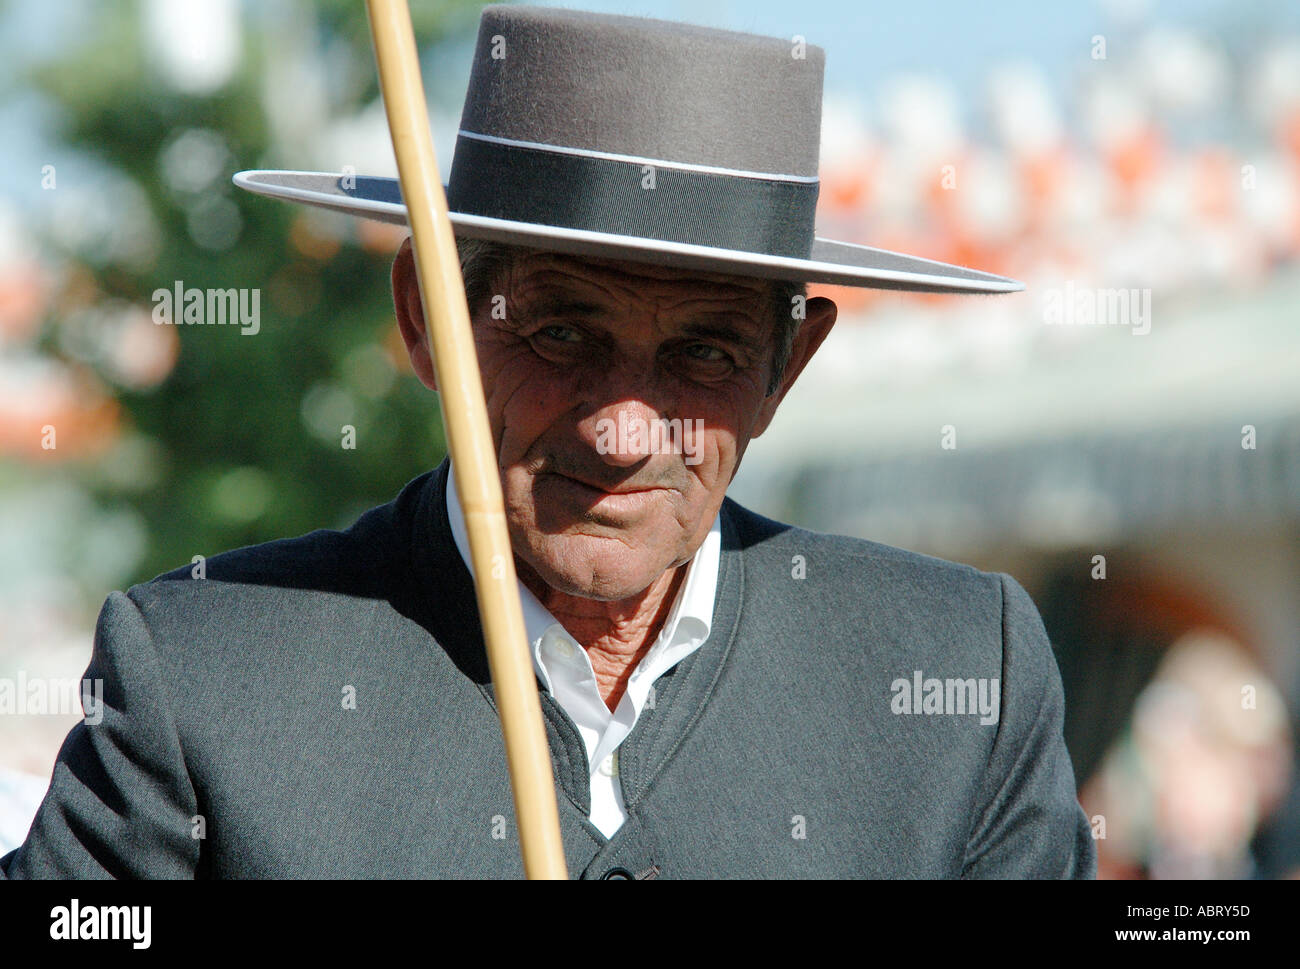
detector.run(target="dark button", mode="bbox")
[600,866,635,880]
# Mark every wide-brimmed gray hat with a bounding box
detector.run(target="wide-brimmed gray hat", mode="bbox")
[234,4,1022,295]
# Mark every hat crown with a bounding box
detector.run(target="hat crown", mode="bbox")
[457,5,825,178]
[232,5,1023,293]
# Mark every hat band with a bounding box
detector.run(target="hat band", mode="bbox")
[444,134,818,258]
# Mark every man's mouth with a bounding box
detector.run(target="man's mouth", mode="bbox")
[564,475,656,496]
[545,472,667,519]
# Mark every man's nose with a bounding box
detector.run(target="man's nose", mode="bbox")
[578,388,667,469]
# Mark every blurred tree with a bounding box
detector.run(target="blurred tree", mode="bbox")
[24,0,483,583]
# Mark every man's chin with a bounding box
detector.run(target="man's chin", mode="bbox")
[518,541,670,604]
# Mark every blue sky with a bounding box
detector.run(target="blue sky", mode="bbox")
[530,0,1298,101]
[3,0,1296,98]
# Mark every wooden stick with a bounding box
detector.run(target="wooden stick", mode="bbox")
[364,0,568,880]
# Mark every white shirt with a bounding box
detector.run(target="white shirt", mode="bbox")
[445,467,720,837]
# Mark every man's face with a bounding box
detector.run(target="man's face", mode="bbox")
[395,242,834,603]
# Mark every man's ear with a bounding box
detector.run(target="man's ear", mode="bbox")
[751,295,837,439]
[392,236,438,391]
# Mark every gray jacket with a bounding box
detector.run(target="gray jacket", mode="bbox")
[2,461,1095,878]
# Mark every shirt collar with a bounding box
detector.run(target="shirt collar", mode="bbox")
[444,464,720,689]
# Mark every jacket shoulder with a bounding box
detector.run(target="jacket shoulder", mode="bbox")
[124,471,441,653]
[721,494,998,598]
[144,472,432,595]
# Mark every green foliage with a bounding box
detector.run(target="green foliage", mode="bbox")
[26,0,485,583]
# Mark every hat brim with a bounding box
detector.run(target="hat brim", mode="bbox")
[233,170,1024,295]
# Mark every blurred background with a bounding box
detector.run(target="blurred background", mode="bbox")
[1,0,1298,877]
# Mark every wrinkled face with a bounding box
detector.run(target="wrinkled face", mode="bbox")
[472,250,783,602]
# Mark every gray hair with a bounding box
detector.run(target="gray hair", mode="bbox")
[456,237,805,396]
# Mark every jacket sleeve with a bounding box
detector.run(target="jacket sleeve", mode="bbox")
[0,590,201,879]
[960,573,1097,879]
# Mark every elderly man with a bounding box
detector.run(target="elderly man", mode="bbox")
[1,5,1094,879]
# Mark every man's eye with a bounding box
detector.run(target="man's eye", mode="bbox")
[538,325,583,343]
[683,343,728,362]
